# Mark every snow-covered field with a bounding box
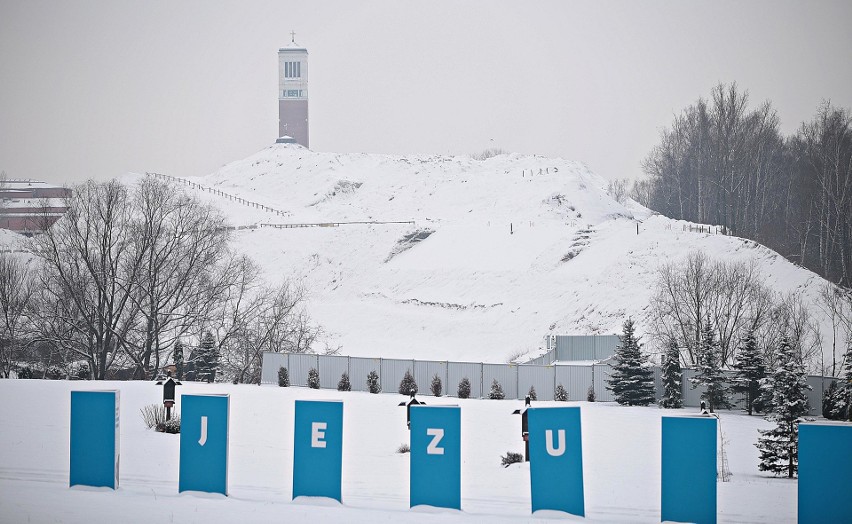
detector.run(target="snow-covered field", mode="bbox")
[0,380,798,523]
[133,144,833,365]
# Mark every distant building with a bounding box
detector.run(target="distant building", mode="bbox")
[278,32,309,148]
[0,180,71,235]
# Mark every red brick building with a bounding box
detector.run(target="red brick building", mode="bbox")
[0,181,71,235]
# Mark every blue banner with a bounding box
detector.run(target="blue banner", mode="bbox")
[410,405,461,510]
[661,416,716,524]
[528,406,584,516]
[70,390,119,489]
[179,394,229,495]
[293,400,344,502]
[799,422,852,524]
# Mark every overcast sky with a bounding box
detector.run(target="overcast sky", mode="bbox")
[1,1,850,186]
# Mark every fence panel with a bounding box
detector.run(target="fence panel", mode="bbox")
[483,363,518,400]
[447,362,483,398]
[381,358,415,395]
[592,363,614,402]
[349,357,382,392]
[553,365,592,401]
[413,360,448,397]
[288,353,319,387]
[518,365,555,401]
[681,368,702,407]
[261,352,288,385]
[318,355,350,390]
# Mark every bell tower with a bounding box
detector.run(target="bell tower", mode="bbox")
[278,32,309,148]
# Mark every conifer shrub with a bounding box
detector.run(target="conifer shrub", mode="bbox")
[555,384,568,401]
[431,373,443,397]
[489,379,505,400]
[457,377,472,399]
[278,366,290,387]
[337,372,352,392]
[501,451,524,467]
[587,385,596,402]
[399,369,418,395]
[396,443,411,454]
[527,385,537,401]
[307,368,320,389]
[367,370,381,393]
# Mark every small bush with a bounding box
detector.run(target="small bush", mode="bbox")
[308,368,320,389]
[337,372,352,392]
[396,443,411,454]
[399,369,418,395]
[278,366,289,387]
[458,377,472,399]
[45,365,63,380]
[141,404,166,429]
[489,379,505,400]
[527,385,537,401]
[587,385,596,402]
[555,384,568,401]
[74,363,90,380]
[163,416,181,434]
[431,374,443,397]
[501,451,524,467]
[17,366,33,379]
[367,370,381,393]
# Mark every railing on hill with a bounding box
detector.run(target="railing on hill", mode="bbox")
[146,172,290,217]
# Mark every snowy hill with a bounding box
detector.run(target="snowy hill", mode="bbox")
[138,144,837,366]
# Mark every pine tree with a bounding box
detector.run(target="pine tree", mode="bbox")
[277,366,289,387]
[690,320,732,412]
[606,318,656,406]
[307,367,320,389]
[430,374,443,397]
[197,331,218,383]
[457,377,471,399]
[527,385,537,401]
[554,384,568,401]
[731,329,766,415]
[660,339,683,408]
[489,379,505,399]
[173,340,185,380]
[337,372,351,391]
[756,334,811,478]
[367,370,381,393]
[822,380,844,419]
[838,344,852,421]
[399,369,418,395]
[586,385,596,402]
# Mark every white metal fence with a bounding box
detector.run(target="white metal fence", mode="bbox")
[261,351,832,416]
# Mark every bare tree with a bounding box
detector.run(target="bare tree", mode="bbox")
[0,252,34,377]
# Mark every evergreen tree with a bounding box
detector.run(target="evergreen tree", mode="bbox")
[489,379,505,399]
[278,366,289,387]
[430,374,443,397]
[606,318,656,406]
[173,340,184,380]
[690,320,732,411]
[554,384,568,401]
[822,380,844,420]
[307,367,320,389]
[586,385,596,402]
[527,385,537,401]
[756,334,811,478]
[457,377,471,399]
[337,372,351,391]
[197,331,218,383]
[838,344,852,421]
[659,339,683,408]
[731,329,765,415]
[399,369,418,395]
[367,370,381,393]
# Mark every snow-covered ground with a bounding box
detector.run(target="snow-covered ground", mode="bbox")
[126,144,835,365]
[0,380,799,523]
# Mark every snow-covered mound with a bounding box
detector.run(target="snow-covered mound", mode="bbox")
[152,144,834,365]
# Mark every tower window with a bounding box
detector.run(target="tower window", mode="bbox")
[284,61,301,78]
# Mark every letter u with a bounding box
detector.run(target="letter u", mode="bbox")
[545,429,566,457]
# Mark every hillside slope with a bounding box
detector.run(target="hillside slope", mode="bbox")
[153,144,835,366]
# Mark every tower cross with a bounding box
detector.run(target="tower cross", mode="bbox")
[291,30,296,43]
